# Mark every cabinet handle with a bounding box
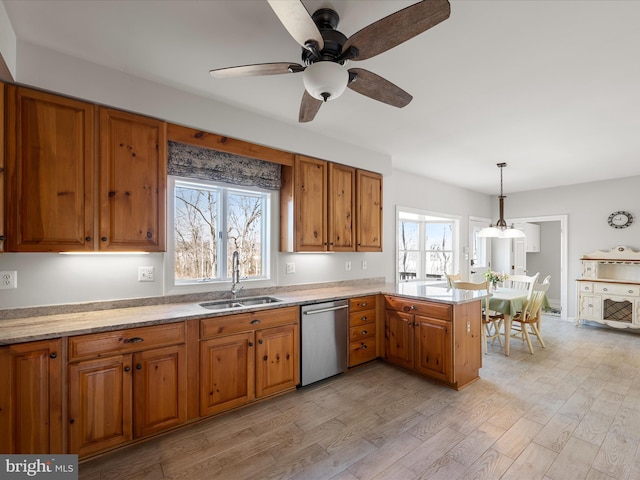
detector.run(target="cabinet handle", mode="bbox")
[603,288,608,291]
[136,364,142,370]
[361,316,368,321]
[146,231,153,239]
[0,235,6,241]
[629,290,634,294]
[250,319,261,325]
[248,342,254,347]
[263,355,268,361]
[124,366,131,372]
[108,191,116,197]
[361,343,367,349]
[69,418,75,424]
[258,339,263,344]
[50,352,57,359]
[101,237,108,242]
[361,330,368,335]
[360,302,368,307]
[124,337,144,344]
[588,304,593,308]
[85,236,91,242]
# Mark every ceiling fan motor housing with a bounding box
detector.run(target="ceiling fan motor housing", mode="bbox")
[302,8,348,64]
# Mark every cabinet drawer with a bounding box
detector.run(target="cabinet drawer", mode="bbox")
[349,295,377,312]
[349,309,376,327]
[200,306,299,339]
[384,296,451,321]
[349,323,375,342]
[69,322,185,361]
[594,283,640,296]
[578,282,594,293]
[349,338,377,366]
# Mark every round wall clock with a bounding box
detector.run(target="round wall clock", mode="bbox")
[608,211,633,229]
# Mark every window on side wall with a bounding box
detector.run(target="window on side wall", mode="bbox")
[397,208,458,283]
[172,177,270,286]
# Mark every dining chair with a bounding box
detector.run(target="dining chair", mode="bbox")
[504,272,540,295]
[542,274,551,284]
[451,279,503,354]
[509,281,550,354]
[446,273,461,288]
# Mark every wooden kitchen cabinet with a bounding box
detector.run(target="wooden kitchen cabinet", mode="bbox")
[348,295,378,367]
[5,85,95,251]
[67,322,186,457]
[384,296,481,390]
[280,156,379,253]
[98,107,166,251]
[356,169,383,252]
[0,339,63,454]
[199,306,299,417]
[4,86,166,252]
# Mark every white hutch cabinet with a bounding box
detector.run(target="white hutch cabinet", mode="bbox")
[577,246,640,328]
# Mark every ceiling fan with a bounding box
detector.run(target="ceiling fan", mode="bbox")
[209,0,451,122]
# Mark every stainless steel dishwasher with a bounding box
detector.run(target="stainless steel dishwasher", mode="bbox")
[300,299,349,386]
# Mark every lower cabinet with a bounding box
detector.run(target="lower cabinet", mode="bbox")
[384,296,481,390]
[348,295,378,367]
[0,339,63,454]
[67,322,187,457]
[199,306,299,417]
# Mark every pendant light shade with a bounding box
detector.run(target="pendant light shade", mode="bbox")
[302,61,349,102]
[478,163,526,239]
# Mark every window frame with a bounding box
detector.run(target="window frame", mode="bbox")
[396,206,460,284]
[165,176,274,294]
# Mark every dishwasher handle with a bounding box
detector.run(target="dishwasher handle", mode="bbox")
[303,305,349,315]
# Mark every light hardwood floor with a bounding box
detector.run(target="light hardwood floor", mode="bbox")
[80,317,640,480]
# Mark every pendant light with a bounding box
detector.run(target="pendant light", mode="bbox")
[478,163,525,238]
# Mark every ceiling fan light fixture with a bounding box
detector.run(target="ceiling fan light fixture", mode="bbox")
[302,61,348,102]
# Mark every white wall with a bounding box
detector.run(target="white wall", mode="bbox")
[0,1,16,81]
[505,175,640,318]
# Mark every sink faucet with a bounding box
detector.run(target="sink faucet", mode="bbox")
[230,250,243,299]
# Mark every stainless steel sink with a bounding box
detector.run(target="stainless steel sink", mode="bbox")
[199,296,283,311]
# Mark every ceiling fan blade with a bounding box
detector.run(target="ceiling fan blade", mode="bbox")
[343,0,450,61]
[210,62,303,79]
[347,68,412,108]
[267,0,324,51]
[299,90,323,123]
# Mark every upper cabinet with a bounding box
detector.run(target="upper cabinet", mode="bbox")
[280,156,381,253]
[4,86,166,252]
[356,169,383,252]
[5,85,95,252]
[0,82,5,252]
[98,108,166,251]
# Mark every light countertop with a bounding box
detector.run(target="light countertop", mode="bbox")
[0,281,487,345]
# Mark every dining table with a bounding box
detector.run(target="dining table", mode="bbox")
[484,287,549,356]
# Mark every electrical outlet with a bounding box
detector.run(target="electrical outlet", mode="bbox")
[286,262,296,274]
[138,266,155,282]
[0,271,17,289]
[345,261,351,271]
[361,260,368,270]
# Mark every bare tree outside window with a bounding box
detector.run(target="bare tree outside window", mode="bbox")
[174,180,269,284]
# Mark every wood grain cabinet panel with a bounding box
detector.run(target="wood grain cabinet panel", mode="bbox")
[348,296,378,367]
[5,85,95,251]
[255,324,299,398]
[384,296,481,390]
[0,81,5,252]
[293,155,327,252]
[356,169,383,252]
[328,163,355,251]
[98,107,166,251]
[0,339,63,454]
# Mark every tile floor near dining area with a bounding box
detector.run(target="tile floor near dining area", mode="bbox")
[81,316,640,480]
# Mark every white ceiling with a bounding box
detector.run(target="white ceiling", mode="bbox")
[4,0,640,194]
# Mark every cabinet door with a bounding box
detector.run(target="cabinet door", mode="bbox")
[255,324,299,398]
[414,315,452,382]
[6,85,95,251]
[99,108,166,251]
[356,169,383,252]
[384,310,414,369]
[200,332,255,416]
[294,155,327,251]
[328,163,355,251]
[68,355,133,457]
[579,294,601,320]
[0,339,63,454]
[0,82,5,252]
[133,344,187,438]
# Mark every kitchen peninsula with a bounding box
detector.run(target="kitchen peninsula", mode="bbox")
[0,280,485,458]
